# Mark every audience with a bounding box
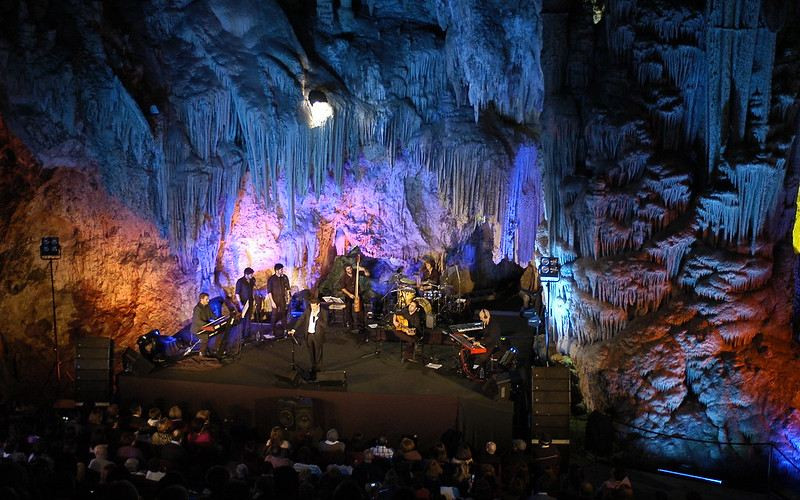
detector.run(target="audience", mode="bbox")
[0,400,683,499]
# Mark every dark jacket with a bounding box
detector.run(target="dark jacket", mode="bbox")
[293,307,328,343]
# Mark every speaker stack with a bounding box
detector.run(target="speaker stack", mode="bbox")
[531,365,570,441]
[75,336,114,402]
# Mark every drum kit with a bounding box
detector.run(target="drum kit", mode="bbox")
[383,274,467,327]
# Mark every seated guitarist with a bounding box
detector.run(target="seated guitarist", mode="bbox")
[392,301,423,362]
[191,292,218,357]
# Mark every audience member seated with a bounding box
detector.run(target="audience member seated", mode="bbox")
[319,428,346,466]
[369,435,394,460]
[600,463,633,499]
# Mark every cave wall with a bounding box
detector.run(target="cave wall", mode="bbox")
[539,0,800,473]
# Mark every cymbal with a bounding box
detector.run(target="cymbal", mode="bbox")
[396,277,416,285]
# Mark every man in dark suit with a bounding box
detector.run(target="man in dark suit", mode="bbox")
[290,296,328,379]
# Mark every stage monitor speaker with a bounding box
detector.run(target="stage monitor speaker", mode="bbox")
[122,347,155,376]
[75,336,113,402]
[313,370,347,389]
[531,365,570,441]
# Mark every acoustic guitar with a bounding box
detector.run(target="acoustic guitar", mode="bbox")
[392,313,416,336]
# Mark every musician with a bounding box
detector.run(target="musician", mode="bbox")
[290,296,328,379]
[476,309,501,364]
[191,293,217,356]
[235,267,255,338]
[267,263,291,335]
[339,262,370,333]
[392,300,423,361]
[519,259,542,316]
[419,259,440,290]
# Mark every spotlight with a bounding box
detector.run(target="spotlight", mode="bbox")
[308,90,333,128]
[40,236,61,259]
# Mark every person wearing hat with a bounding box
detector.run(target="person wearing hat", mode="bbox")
[267,263,291,335]
[235,267,256,339]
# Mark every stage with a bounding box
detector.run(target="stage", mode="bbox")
[118,311,535,448]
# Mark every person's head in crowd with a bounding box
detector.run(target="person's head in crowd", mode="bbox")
[479,463,495,478]
[580,481,595,498]
[168,405,182,421]
[156,418,172,434]
[148,408,162,425]
[87,408,103,426]
[189,417,206,434]
[325,428,340,443]
[424,459,443,479]
[512,438,527,452]
[234,463,249,480]
[485,441,497,455]
[130,403,142,417]
[92,443,109,459]
[400,437,416,453]
[124,458,140,473]
[269,425,283,442]
[195,409,210,422]
[361,448,374,463]
[453,444,472,463]
[171,428,184,443]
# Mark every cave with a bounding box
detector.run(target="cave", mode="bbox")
[1,0,799,498]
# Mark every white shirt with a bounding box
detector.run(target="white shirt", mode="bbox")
[308,312,319,334]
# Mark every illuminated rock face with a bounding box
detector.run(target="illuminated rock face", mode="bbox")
[0,0,799,474]
[0,1,544,389]
[540,0,800,473]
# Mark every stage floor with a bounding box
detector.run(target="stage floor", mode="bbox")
[119,311,534,446]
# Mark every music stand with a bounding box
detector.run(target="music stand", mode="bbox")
[232,301,250,356]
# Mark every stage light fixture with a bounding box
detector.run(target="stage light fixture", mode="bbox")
[40,236,61,259]
[40,236,63,386]
[308,89,333,128]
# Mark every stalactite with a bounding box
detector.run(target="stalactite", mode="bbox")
[698,160,785,248]
[573,260,670,316]
[500,145,543,264]
[437,0,544,124]
[646,232,695,278]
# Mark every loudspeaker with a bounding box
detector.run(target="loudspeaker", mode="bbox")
[75,336,113,402]
[531,366,570,441]
[122,347,155,376]
[312,370,347,388]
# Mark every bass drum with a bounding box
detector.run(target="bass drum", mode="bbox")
[413,297,436,329]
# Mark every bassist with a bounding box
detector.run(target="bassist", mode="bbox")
[339,260,369,334]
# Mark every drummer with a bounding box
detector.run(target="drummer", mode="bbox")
[419,259,441,290]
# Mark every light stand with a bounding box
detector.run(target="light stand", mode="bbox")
[40,237,63,384]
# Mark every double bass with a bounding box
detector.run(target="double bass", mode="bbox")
[354,254,362,313]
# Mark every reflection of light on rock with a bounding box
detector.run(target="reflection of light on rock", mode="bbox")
[309,101,333,128]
